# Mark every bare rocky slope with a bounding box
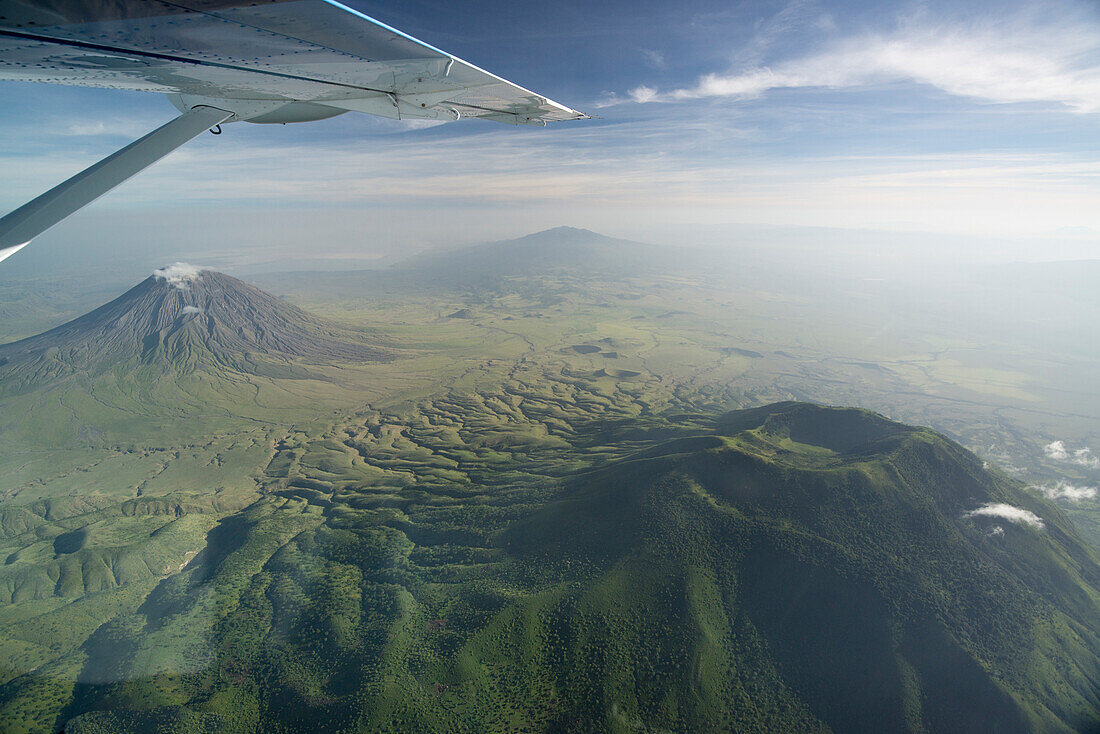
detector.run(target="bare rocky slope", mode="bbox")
[0,266,388,387]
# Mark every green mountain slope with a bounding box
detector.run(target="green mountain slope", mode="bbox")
[503,402,1100,732]
[22,401,1096,733]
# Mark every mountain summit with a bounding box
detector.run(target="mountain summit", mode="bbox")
[394,226,675,284]
[0,265,386,386]
[501,401,1100,733]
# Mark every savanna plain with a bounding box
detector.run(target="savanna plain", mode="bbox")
[0,227,1096,733]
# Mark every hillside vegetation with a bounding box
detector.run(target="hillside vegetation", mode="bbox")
[3,393,1092,733]
[0,240,1097,733]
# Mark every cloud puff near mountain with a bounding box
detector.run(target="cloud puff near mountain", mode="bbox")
[964,502,1044,529]
[1033,481,1098,503]
[153,262,210,289]
[1044,440,1100,469]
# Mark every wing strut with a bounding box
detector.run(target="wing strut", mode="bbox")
[0,105,233,263]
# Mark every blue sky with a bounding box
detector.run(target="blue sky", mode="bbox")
[1,0,1099,270]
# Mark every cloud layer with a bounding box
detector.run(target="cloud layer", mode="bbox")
[964,502,1044,529]
[629,2,1100,113]
[630,10,1100,112]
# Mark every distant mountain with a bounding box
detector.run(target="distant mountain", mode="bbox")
[0,265,387,390]
[252,226,685,300]
[501,402,1100,732]
[395,227,675,283]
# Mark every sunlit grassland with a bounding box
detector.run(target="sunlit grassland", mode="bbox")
[0,257,1096,731]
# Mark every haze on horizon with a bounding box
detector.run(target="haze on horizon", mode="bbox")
[1,0,1099,278]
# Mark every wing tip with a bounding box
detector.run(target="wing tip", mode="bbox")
[0,242,30,264]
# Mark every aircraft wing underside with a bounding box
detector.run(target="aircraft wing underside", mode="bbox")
[0,0,587,124]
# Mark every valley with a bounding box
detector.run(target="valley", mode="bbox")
[0,229,1096,733]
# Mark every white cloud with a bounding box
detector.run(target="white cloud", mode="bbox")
[592,91,622,109]
[1074,448,1100,469]
[398,119,450,131]
[63,116,173,139]
[154,263,209,289]
[632,13,1100,112]
[964,502,1044,529]
[66,121,110,136]
[180,305,202,315]
[1033,481,1098,503]
[1044,440,1070,460]
[1044,440,1100,468]
[988,525,1005,537]
[642,50,666,70]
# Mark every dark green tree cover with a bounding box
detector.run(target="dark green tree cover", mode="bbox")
[3,399,1095,733]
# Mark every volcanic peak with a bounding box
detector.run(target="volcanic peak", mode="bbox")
[0,267,388,382]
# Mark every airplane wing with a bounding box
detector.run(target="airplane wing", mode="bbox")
[0,0,588,261]
[0,0,588,124]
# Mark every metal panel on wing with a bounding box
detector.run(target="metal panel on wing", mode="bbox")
[0,0,587,122]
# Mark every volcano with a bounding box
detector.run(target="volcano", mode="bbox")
[0,264,387,388]
[500,402,1100,733]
